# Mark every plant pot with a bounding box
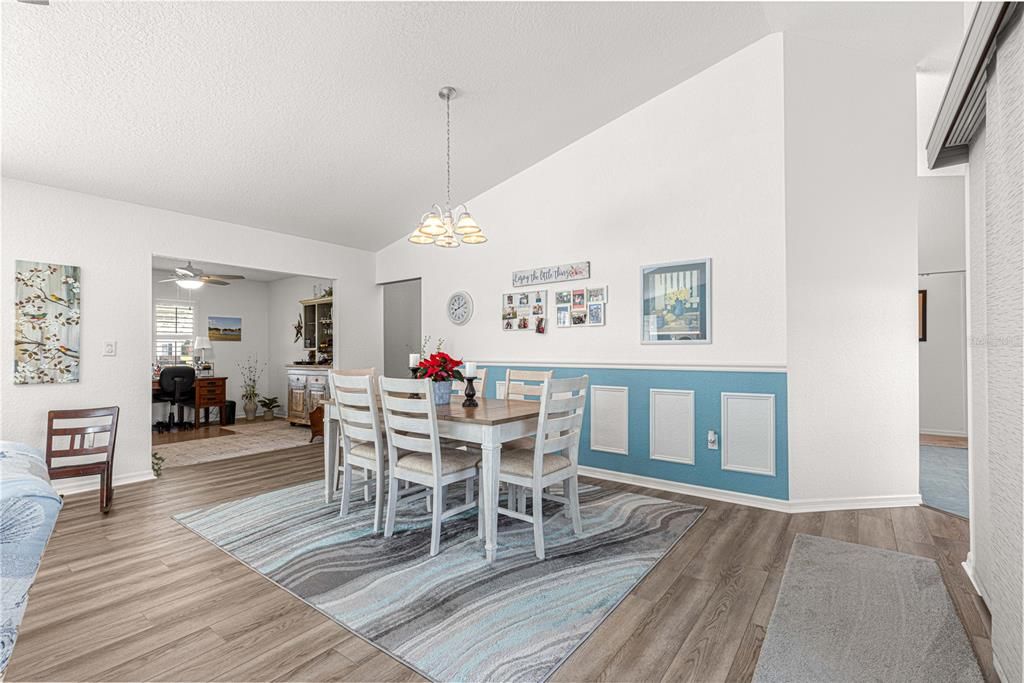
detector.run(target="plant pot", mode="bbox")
[263,409,276,421]
[243,400,257,421]
[432,380,453,406]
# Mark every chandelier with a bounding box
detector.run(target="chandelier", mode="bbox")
[409,87,487,247]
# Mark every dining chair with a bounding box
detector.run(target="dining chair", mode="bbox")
[45,406,120,513]
[502,368,555,460]
[503,368,552,401]
[330,371,388,533]
[496,376,588,560]
[379,376,482,556]
[330,368,378,501]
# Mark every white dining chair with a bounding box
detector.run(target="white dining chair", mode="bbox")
[496,375,588,560]
[330,368,378,502]
[330,370,388,533]
[503,368,552,401]
[379,376,483,556]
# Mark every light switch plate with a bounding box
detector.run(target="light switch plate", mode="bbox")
[102,341,117,357]
[707,430,719,450]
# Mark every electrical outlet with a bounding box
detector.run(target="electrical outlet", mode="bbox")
[707,430,719,450]
[102,341,117,357]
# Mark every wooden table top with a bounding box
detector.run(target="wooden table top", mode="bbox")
[326,396,540,426]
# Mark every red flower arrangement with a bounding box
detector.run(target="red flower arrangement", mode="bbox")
[417,351,464,382]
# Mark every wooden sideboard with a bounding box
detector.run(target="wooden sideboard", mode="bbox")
[287,366,329,426]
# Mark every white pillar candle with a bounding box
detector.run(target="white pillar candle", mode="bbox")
[464,361,477,378]
[409,353,421,367]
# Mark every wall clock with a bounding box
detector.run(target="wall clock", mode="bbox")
[447,291,474,325]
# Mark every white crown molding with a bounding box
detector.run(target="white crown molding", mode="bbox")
[578,465,922,513]
[476,360,786,373]
[52,469,156,496]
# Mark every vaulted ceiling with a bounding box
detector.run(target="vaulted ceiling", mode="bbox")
[3,2,963,251]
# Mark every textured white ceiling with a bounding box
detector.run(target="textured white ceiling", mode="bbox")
[3,2,962,251]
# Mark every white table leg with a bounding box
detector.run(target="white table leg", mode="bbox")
[481,426,501,563]
[324,413,339,504]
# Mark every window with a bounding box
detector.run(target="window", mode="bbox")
[154,301,195,366]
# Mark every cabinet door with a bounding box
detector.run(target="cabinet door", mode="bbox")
[307,384,327,413]
[288,386,306,419]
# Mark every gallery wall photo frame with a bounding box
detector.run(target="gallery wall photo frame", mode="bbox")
[502,289,548,333]
[640,258,711,344]
[555,285,607,327]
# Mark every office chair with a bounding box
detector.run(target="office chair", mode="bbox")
[156,366,196,430]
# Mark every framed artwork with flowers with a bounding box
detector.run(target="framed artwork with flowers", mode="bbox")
[641,258,711,344]
[14,260,82,384]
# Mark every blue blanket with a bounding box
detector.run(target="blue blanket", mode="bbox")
[0,441,62,675]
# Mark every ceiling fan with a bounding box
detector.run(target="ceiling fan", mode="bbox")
[159,261,245,290]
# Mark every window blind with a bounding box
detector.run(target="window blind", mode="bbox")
[154,302,195,365]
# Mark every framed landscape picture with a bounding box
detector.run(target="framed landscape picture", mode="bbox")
[208,316,242,342]
[641,258,710,344]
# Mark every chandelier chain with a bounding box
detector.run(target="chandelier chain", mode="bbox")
[445,91,452,207]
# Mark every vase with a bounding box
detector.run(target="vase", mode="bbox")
[243,400,257,421]
[432,380,453,405]
[673,299,685,317]
[263,409,276,421]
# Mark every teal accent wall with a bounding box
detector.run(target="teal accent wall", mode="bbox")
[478,365,789,500]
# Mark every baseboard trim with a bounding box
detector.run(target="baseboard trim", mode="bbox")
[962,552,989,600]
[786,493,922,513]
[52,470,156,496]
[578,466,791,512]
[578,466,922,513]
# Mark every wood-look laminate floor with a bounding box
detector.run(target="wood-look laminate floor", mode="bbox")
[7,445,994,682]
[921,433,969,449]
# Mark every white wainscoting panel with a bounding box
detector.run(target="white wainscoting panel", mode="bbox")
[721,392,776,476]
[649,389,695,464]
[590,385,629,455]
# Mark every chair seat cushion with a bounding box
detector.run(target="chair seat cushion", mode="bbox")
[346,439,379,462]
[396,449,481,476]
[500,449,572,477]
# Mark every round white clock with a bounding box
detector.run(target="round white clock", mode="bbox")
[447,291,473,325]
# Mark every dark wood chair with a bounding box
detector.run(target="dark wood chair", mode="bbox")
[45,406,120,513]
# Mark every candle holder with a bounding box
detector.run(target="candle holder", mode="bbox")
[462,376,479,408]
[408,366,421,398]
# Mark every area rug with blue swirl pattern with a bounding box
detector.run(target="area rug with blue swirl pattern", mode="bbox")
[174,480,704,682]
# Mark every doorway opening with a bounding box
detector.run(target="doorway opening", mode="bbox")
[381,278,422,378]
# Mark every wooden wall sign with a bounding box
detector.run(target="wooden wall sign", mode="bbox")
[512,261,590,288]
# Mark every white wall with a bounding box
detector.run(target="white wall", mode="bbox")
[152,271,271,419]
[783,35,920,504]
[376,33,788,370]
[267,274,333,408]
[1,178,381,492]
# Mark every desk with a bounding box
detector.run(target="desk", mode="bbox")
[153,376,228,426]
[325,397,540,563]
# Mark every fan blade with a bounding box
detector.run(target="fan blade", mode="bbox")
[174,267,197,277]
[158,278,179,283]
[202,274,244,280]
[204,279,230,286]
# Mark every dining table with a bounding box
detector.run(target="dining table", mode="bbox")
[323,396,541,563]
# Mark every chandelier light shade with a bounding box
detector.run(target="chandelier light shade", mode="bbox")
[408,86,488,247]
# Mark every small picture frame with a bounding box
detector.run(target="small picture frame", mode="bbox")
[587,303,605,326]
[556,306,571,327]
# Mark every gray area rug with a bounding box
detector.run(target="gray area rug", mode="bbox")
[175,480,704,682]
[754,534,982,683]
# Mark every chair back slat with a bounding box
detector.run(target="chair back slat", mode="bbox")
[505,369,553,401]
[379,377,442,472]
[533,376,588,469]
[330,371,384,464]
[46,406,120,467]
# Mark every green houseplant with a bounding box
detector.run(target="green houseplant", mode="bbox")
[258,395,280,420]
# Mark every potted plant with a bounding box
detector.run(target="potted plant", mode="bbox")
[417,351,464,405]
[237,354,265,421]
[258,395,280,420]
